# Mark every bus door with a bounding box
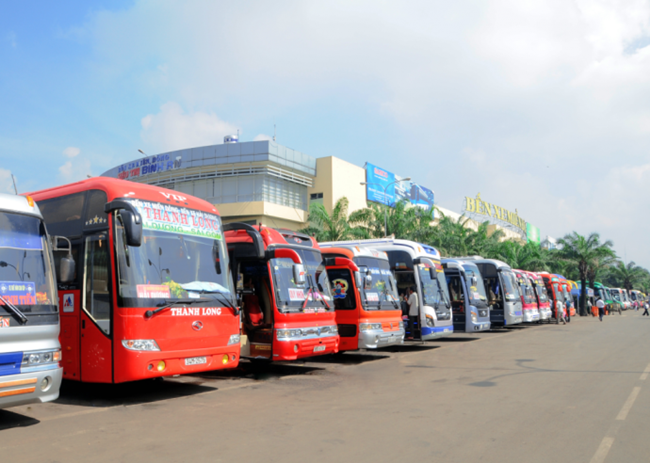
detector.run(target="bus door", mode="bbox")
[446,270,467,331]
[327,265,359,351]
[238,261,274,359]
[81,232,113,383]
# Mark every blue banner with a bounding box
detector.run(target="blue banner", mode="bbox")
[365,163,396,207]
[0,281,37,306]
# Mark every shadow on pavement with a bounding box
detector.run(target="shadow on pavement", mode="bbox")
[192,360,324,382]
[384,344,440,353]
[55,378,215,408]
[434,336,481,343]
[305,352,390,365]
[0,409,40,431]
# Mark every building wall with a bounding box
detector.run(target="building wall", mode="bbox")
[308,156,368,216]
[216,201,307,229]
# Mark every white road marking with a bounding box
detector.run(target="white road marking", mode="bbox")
[589,436,615,463]
[639,363,650,380]
[616,387,641,421]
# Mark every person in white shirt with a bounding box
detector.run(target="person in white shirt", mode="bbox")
[596,297,606,321]
[556,300,566,325]
[407,286,419,339]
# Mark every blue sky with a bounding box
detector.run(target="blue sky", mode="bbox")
[2,1,650,268]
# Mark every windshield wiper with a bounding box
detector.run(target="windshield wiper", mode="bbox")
[145,298,210,318]
[302,275,330,310]
[0,294,28,324]
[194,290,239,315]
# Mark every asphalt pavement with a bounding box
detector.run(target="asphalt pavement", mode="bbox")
[1,312,649,463]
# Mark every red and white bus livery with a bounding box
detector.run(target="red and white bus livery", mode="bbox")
[29,178,240,383]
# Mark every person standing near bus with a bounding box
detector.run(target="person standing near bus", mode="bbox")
[407,286,419,339]
[596,297,606,321]
[556,300,566,325]
[642,301,649,317]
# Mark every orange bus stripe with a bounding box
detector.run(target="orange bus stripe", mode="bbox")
[0,378,38,388]
[0,387,36,398]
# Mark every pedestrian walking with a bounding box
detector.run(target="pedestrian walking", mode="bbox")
[565,299,571,323]
[643,302,649,317]
[407,286,419,339]
[556,301,566,325]
[596,297,605,321]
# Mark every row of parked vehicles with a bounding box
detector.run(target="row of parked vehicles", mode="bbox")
[0,178,645,409]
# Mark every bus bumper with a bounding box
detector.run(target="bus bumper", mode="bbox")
[273,334,339,361]
[469,321,491,332]
[358,327,405,349]
[523,310,540,323]
[0,365,62,409]
[421,325,453,340]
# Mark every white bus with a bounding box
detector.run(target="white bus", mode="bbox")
[0,193,70,408]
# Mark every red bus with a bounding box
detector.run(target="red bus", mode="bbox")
[29,178,240,383]
[224,224,340,361]
[321,246,404,351]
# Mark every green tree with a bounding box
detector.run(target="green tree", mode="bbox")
[558,232,616,316]
[605,261,644,291]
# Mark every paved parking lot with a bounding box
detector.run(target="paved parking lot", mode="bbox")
[1,313,649,463]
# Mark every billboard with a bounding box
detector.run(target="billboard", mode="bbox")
[526,223,541,244]
[365,163,396,207]
[364,163,435,212]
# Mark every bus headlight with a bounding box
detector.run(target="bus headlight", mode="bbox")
[276,329,302,340]
[471,312,478,323]
[425,315,434,327]
[22,349,61,366]
[227,334,240,345]
[359,323,382,331]
[122,340,160,351]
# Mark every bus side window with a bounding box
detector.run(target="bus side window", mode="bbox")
[83,234,111,335]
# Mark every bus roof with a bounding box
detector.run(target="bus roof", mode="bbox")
[2,192,43,218]
[454,256,511,270]
[321,245,389,261]
[27,177,220,216]
[320,239,441,260]
[225,224,320,250]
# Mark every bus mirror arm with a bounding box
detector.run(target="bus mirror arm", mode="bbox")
[105,200,143,247]
[223,222,265,259]
[52,235,75,283]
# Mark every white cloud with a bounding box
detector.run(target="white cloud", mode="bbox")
[63,146,80,158]
[0,169,17,194]
[253,134,273,141]
[58,159,92,182]
[78,0,650,267]
[140,102,240,153]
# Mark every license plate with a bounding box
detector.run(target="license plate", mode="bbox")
[185,356,207,366]
[313,345,326,352]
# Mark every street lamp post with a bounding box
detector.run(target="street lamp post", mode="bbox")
[360,178,411,237]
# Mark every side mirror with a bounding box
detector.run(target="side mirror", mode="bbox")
[212,241,222,275]
[364,272,373,290]
[120,211,142,247]
[293,264,306,286]
[428,268,435,280]
[59,256,75,283]
[471,276,478,286]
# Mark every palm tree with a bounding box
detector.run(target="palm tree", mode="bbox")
[558,232,616,316]
[299,197,367,242]
[490,240,549,271]
[606,261,644,291]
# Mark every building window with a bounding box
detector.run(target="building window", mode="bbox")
[310,193,323,206]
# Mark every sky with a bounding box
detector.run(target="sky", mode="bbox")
[1,0,650,268]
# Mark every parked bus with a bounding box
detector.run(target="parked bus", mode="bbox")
[225,225,340,360]
[554,275,575,317]
[538,272,565,321]
[30,178,240,383]
[0,193,67,408]
[458,258,523,326]
[593,282,614,315]
[320,245,404,350]
[441,259,491,332]
[525,271,552,321]
[323,239,453,340]
[513,269,540,323]
[620,289,632,311]
[630,290,643,310]
[609,288,624,314]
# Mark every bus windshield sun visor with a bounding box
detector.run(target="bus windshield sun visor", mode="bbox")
[105,199,142,247]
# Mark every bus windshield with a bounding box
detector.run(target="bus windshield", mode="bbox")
[114,201,234,308]
[535,279,549,303]
[356,256,399,310]
[611,290,621,301]
[500,270,520,301]
[417,263,450,309]
[462,264,488,307]
[0,212,57,325]
[271,248,333,312]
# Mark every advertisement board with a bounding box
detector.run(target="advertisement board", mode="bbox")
[365,163,396,207]
[526,223,541,244]
[364,163,435,212]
